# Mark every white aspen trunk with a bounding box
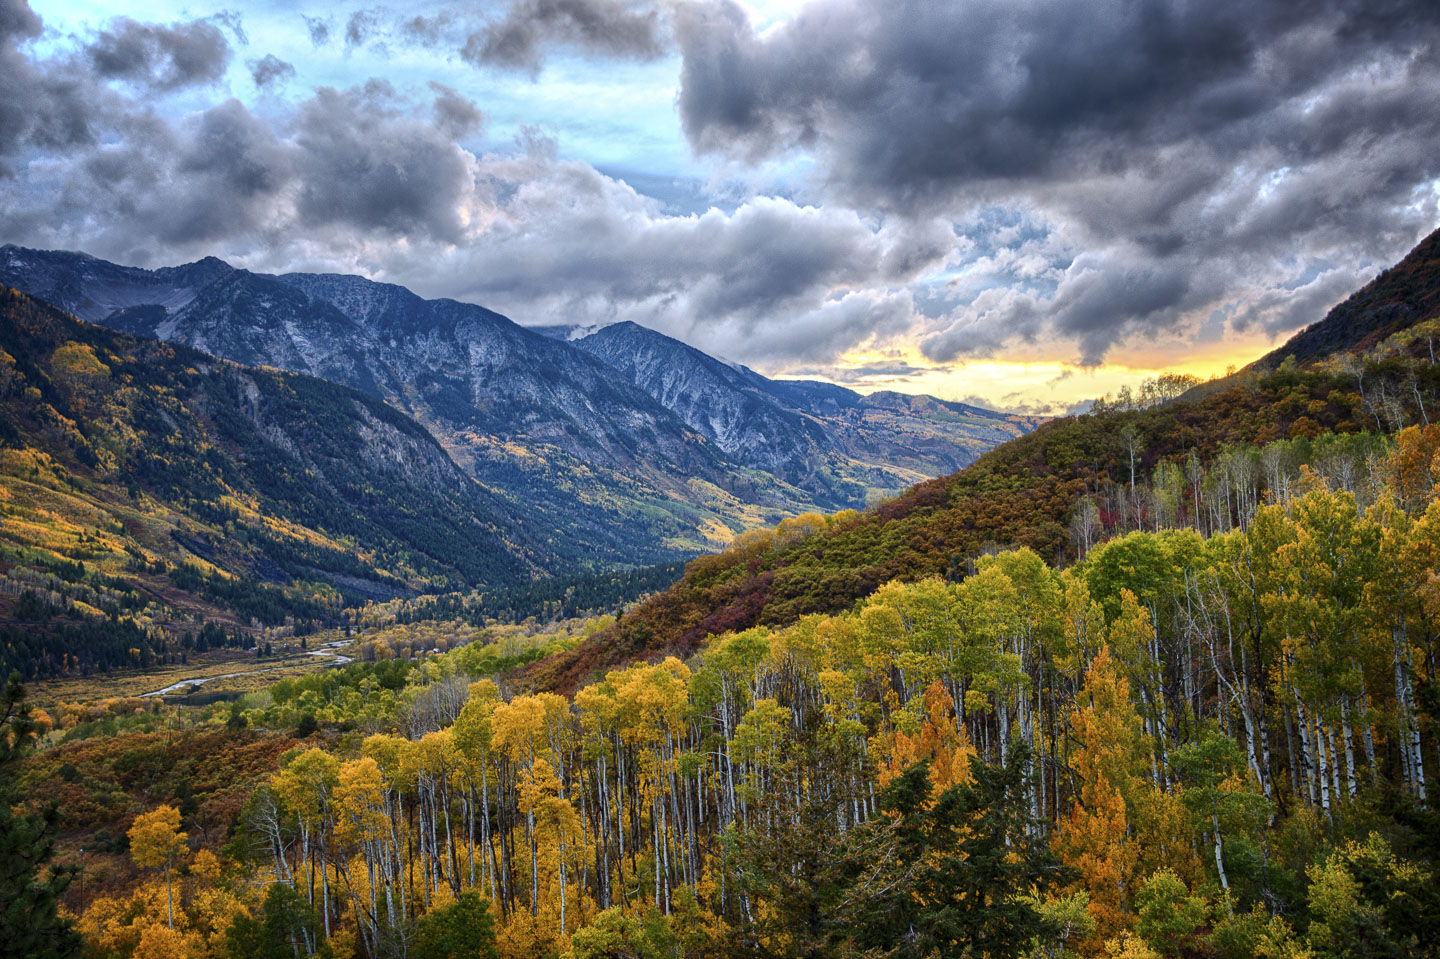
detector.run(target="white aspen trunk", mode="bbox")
[998,698,1010,769]
[1406,638,1428,803]
[1035,685,1046,827]
[462,791,473,891]
[653,793,662,908]
[1259,706,1273,802]
[599,754,611,909]
[1212,814,1228,891]
[559,829,568,934]
[1359,674,1378,781]
[321,846,331,939]
[1284,705,1300,799]
[416,792,431,912]
[1340,696,1358,801]
[528,805,538,917]
[1326,723,1342,808]
[1295,697,1318,806]
[1395,626,1417,793]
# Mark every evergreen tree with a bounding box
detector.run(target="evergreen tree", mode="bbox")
[221,882,328,959]
[727,713,886,959]
[0,672,81,959]
[854,745,1068,959]
[412,891,499,959]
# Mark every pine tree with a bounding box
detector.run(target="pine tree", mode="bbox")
[852,744,1066,958]
[0,672,82,959]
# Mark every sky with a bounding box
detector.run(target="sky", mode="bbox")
[3,0,1439,414]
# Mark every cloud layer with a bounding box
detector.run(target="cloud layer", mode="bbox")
[670,0,1440,362]
[3,0,1439,381]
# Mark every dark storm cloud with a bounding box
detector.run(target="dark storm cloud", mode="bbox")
[248,53,295,88]
[363,139,936,364]
[12,0,1437,376]
[461,0,663,74]
[674,0,1440,363]
[400,12,458,46]
[429,82,484,138]
[85,17,231,91]
[675,0,1440,208]
[167,99,294,242]
[0,0,492,261]
[0,2,231,169]
[207,10,248,46]
[0,0,926,371]
[291,82,483,241]
[0,0,40,42]
[0,0,65,164]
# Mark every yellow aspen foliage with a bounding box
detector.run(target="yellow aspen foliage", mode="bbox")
[1390,424,1440,508]
[128,805,188,930]
[1105,590,1153,680]
[878,681,975,791]
[132,921,204,959]
[1105,932,1162,959]
[334,757,388,846]
[498,908,565,959]
[519,755,584,920]
[1128,784,1203,886]
[186,846,250,949]
[1060,570,1106,678]
[77,883,179,957]
[190,848,223,885]
[1054,645,1142,955]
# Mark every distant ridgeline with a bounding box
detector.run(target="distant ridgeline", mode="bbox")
[0,243,1038,566]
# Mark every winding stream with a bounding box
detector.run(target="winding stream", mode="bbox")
[140,639,354,698]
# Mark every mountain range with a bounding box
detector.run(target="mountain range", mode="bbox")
[0,245,1038,571]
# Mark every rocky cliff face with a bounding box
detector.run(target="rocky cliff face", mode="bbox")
[573,321,820,479]
[574,321,1042,503]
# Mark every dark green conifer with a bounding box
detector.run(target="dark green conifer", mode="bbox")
[0,672,81,959]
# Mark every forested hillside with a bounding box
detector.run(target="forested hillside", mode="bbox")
[1255,226,1440,368]
[526,345,1437,693]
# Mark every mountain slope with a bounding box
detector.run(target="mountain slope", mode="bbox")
[572,321,825,479]
[0,286,541,662]
[1256,226,1440,369]
[0,249,830,563]
[574,320,1041,501]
